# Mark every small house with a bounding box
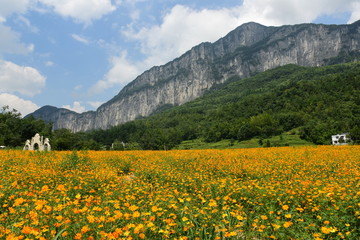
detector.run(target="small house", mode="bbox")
[331,133,350,145]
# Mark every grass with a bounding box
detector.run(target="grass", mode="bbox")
[175,133,313,150]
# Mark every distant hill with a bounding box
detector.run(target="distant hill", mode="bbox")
[29,20,360,132]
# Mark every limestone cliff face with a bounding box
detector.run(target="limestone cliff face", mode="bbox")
[30,21,360,132]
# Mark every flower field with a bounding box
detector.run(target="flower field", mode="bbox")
[0,146,359,240]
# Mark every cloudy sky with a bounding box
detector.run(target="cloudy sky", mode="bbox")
[0,0,359,116]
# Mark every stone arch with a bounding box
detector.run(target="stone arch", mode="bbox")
[23,140,31,150]
[44,138,51,151]
[33,143,39,150]
[24,134,51,151]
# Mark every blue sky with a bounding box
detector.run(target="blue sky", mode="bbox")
[0,0,359,116]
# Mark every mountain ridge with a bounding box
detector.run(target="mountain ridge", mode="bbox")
[29,20,360,132]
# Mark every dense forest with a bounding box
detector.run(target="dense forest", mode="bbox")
[2,62,360,150]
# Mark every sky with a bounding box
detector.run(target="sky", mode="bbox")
[0,0,359,117]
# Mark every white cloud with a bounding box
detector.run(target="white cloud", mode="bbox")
[240,0,357,25]
[16,15,39,33]
[45,61,54,66]
[62,101,86,113]
[0,23,34,55]
[71,33,90,44]
[74,84,83,91]
[87,101,103,109]
[0,93,39,117]
[348,1,360,23]
[38,0,117,25]
[0,0,30,19]
[89,51,140,94]
[0,60,46,97]
[62,100,104,112]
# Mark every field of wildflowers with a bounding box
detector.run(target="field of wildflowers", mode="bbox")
[0,146,359,239]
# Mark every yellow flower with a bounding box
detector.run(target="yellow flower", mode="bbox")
[56,184,66,191]
[321,226,331,234]
[296,207,304,212]
[134,224,144,234]
[321,226,337,234]
[224,231,237,237]
[34,199,48,210]
[86,215,96,223]
[13,198,26,207]
[133,211,141,218]
[129,205,139,211]
[283,221,293,228]
[41,185,50,192]
[272,223,281,230]
[208,199,217,207]
[282,205,289,211]
[81,225,90,233]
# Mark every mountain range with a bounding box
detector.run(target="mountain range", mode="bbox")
[29,20,360,132]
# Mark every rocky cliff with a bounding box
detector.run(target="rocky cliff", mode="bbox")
[30,21,360,132]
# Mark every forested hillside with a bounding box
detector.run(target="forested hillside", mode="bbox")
[85,62,360,149]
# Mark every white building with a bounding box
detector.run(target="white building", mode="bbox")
[23,133,51,151]
[331,133,350,145]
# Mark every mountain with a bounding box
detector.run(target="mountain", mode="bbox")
[86,62,360,149]
[29,21,360,132]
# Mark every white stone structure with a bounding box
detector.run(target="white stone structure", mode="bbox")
[331,133,350,145]
[23,133,51,151]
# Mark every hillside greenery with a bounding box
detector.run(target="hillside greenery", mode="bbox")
[2,62,360,150]
[85,62,360,150]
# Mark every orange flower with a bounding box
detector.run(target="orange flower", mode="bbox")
[81,225,91,233]
[129,205,139,211]
[21,226,32,234]
[56,184,66,191]
[282,205,289,211]
[133,211,141,218]
[283,221,293,228]
[74,233,82,239]
[13,198,26,207]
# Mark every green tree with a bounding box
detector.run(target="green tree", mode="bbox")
[0,106,22,146]
[52,129,80,150]
[349,126,360,144]
[249,113,281,138]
